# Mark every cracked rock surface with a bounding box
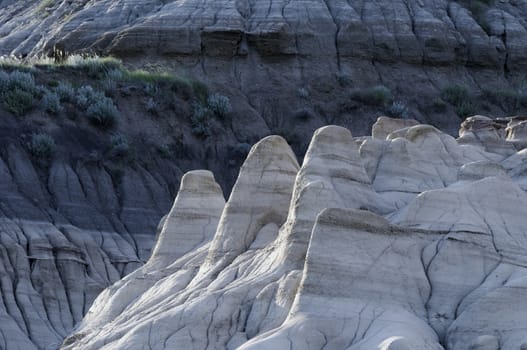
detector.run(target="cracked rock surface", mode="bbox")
[61,116,527,350]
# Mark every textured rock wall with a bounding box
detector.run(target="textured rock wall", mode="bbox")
[60,116,527,350]
[2,1,527,134]
[0,141,178,349]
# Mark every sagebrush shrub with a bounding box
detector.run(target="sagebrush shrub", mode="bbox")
[86,98,119,129]
[455,101,477,118]
[146,97,157,114]
[3,88,34,116]
[42,91,63,114]
[27,133,55,159]
[386,101,409,119]
[191,103,211,137]
[351,85,392,106]
[441,85,469,106]
[110,133,130,157]
[8,70,37,94]
[76,85,103,109]
[54,82,75,102]
[207,94,232,119]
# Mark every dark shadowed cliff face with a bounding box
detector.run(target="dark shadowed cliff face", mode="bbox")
[1,0,527,137]
[0,139,179,349]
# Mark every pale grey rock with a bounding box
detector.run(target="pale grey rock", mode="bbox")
[458,161,507,181]
[468,335,499,350]
[458,116,516,156]
[60,119,527,350]
[372,116,420,140]
[202,135,299,271]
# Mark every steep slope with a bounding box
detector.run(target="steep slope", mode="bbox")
[61,116,527,350]
[2,0,527,134]
[0,140,180,349]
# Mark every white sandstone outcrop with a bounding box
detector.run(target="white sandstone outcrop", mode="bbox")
[61,117,527,350]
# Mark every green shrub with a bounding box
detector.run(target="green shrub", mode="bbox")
[3,88,34,116]
[27,133,55,159]
[441,85,470,106]
[86,98,119,129]
[386,101,409,119]
[42,91,63,114]
[351,85,392,106]
[207,94,231,119]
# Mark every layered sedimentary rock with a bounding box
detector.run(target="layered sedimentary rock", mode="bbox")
[2,1,527,134]
[0,142,178,349]
[61,117,527,350]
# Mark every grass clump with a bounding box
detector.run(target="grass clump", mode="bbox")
[441,85,479,118]
[27,133,55,159]
[72,56,123,79]
[123,70,179,84]
[351,85,392,106]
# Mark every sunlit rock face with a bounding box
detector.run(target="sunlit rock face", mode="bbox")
[61,117,527,350]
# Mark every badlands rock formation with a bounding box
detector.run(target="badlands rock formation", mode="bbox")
[2,1,527,133]
[61,116,527,350]
[0,142,177,349]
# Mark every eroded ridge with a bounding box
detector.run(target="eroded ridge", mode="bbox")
[59,116,527,350]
